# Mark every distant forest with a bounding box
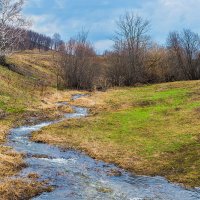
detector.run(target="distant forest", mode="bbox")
[16,30,63,52]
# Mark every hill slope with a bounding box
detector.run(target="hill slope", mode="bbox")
[0,50,71,199]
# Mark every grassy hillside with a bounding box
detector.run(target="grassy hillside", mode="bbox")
[0,51,56,141]
[0,50,71,199]
[0,64,39,114]
[32,81,200,187]
[8,50,57,85]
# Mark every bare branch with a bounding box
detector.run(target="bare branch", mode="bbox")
[0,0,30,61]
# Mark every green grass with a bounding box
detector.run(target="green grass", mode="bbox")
[0,65,38,114]
[88,86,198,156]
[32,81,200,187]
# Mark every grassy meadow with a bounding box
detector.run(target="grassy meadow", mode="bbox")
[32,81,200,187]
[0,50,199,198]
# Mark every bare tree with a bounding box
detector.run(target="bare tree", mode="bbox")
[106,49,127,86]
[107,12,150,86]
[59,30,99,90]
[145,44,174,83]
[0,0,29,64]
[21,30,52,51]
[52,33,62,51]
[51,44,65,90]
[168,29,200,80]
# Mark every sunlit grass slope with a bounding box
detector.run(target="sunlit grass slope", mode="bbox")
[8,50,57,85]
[0,50,60,199]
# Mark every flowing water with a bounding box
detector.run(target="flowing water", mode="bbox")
[7,94,200,200]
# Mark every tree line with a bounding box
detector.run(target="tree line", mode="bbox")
[17,30,64,52]
[56,12,200,90]
[0,0,199,91]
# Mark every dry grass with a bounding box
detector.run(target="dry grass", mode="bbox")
[0,122,11,143]
[0,179,52,200]
[0,131,38,200]
[0,146,25,177]
[8,50,57,86]
[32,80,200,187]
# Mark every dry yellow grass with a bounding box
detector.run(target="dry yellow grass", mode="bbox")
[0,179,52,200]
[8,50,57,86]
[0,123,10,143]
[0,146,25,177]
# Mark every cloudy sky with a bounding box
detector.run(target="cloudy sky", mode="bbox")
[24,0,200,53]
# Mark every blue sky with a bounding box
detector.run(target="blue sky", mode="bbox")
[24,0,200,53]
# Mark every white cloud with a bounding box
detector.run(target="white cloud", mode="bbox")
[24,0,200,51]
[130,0,200,43]
[29,14,64,37]
[94,39,114,54]
[25,0,43,8]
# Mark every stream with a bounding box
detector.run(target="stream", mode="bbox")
[7,94,200,200]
